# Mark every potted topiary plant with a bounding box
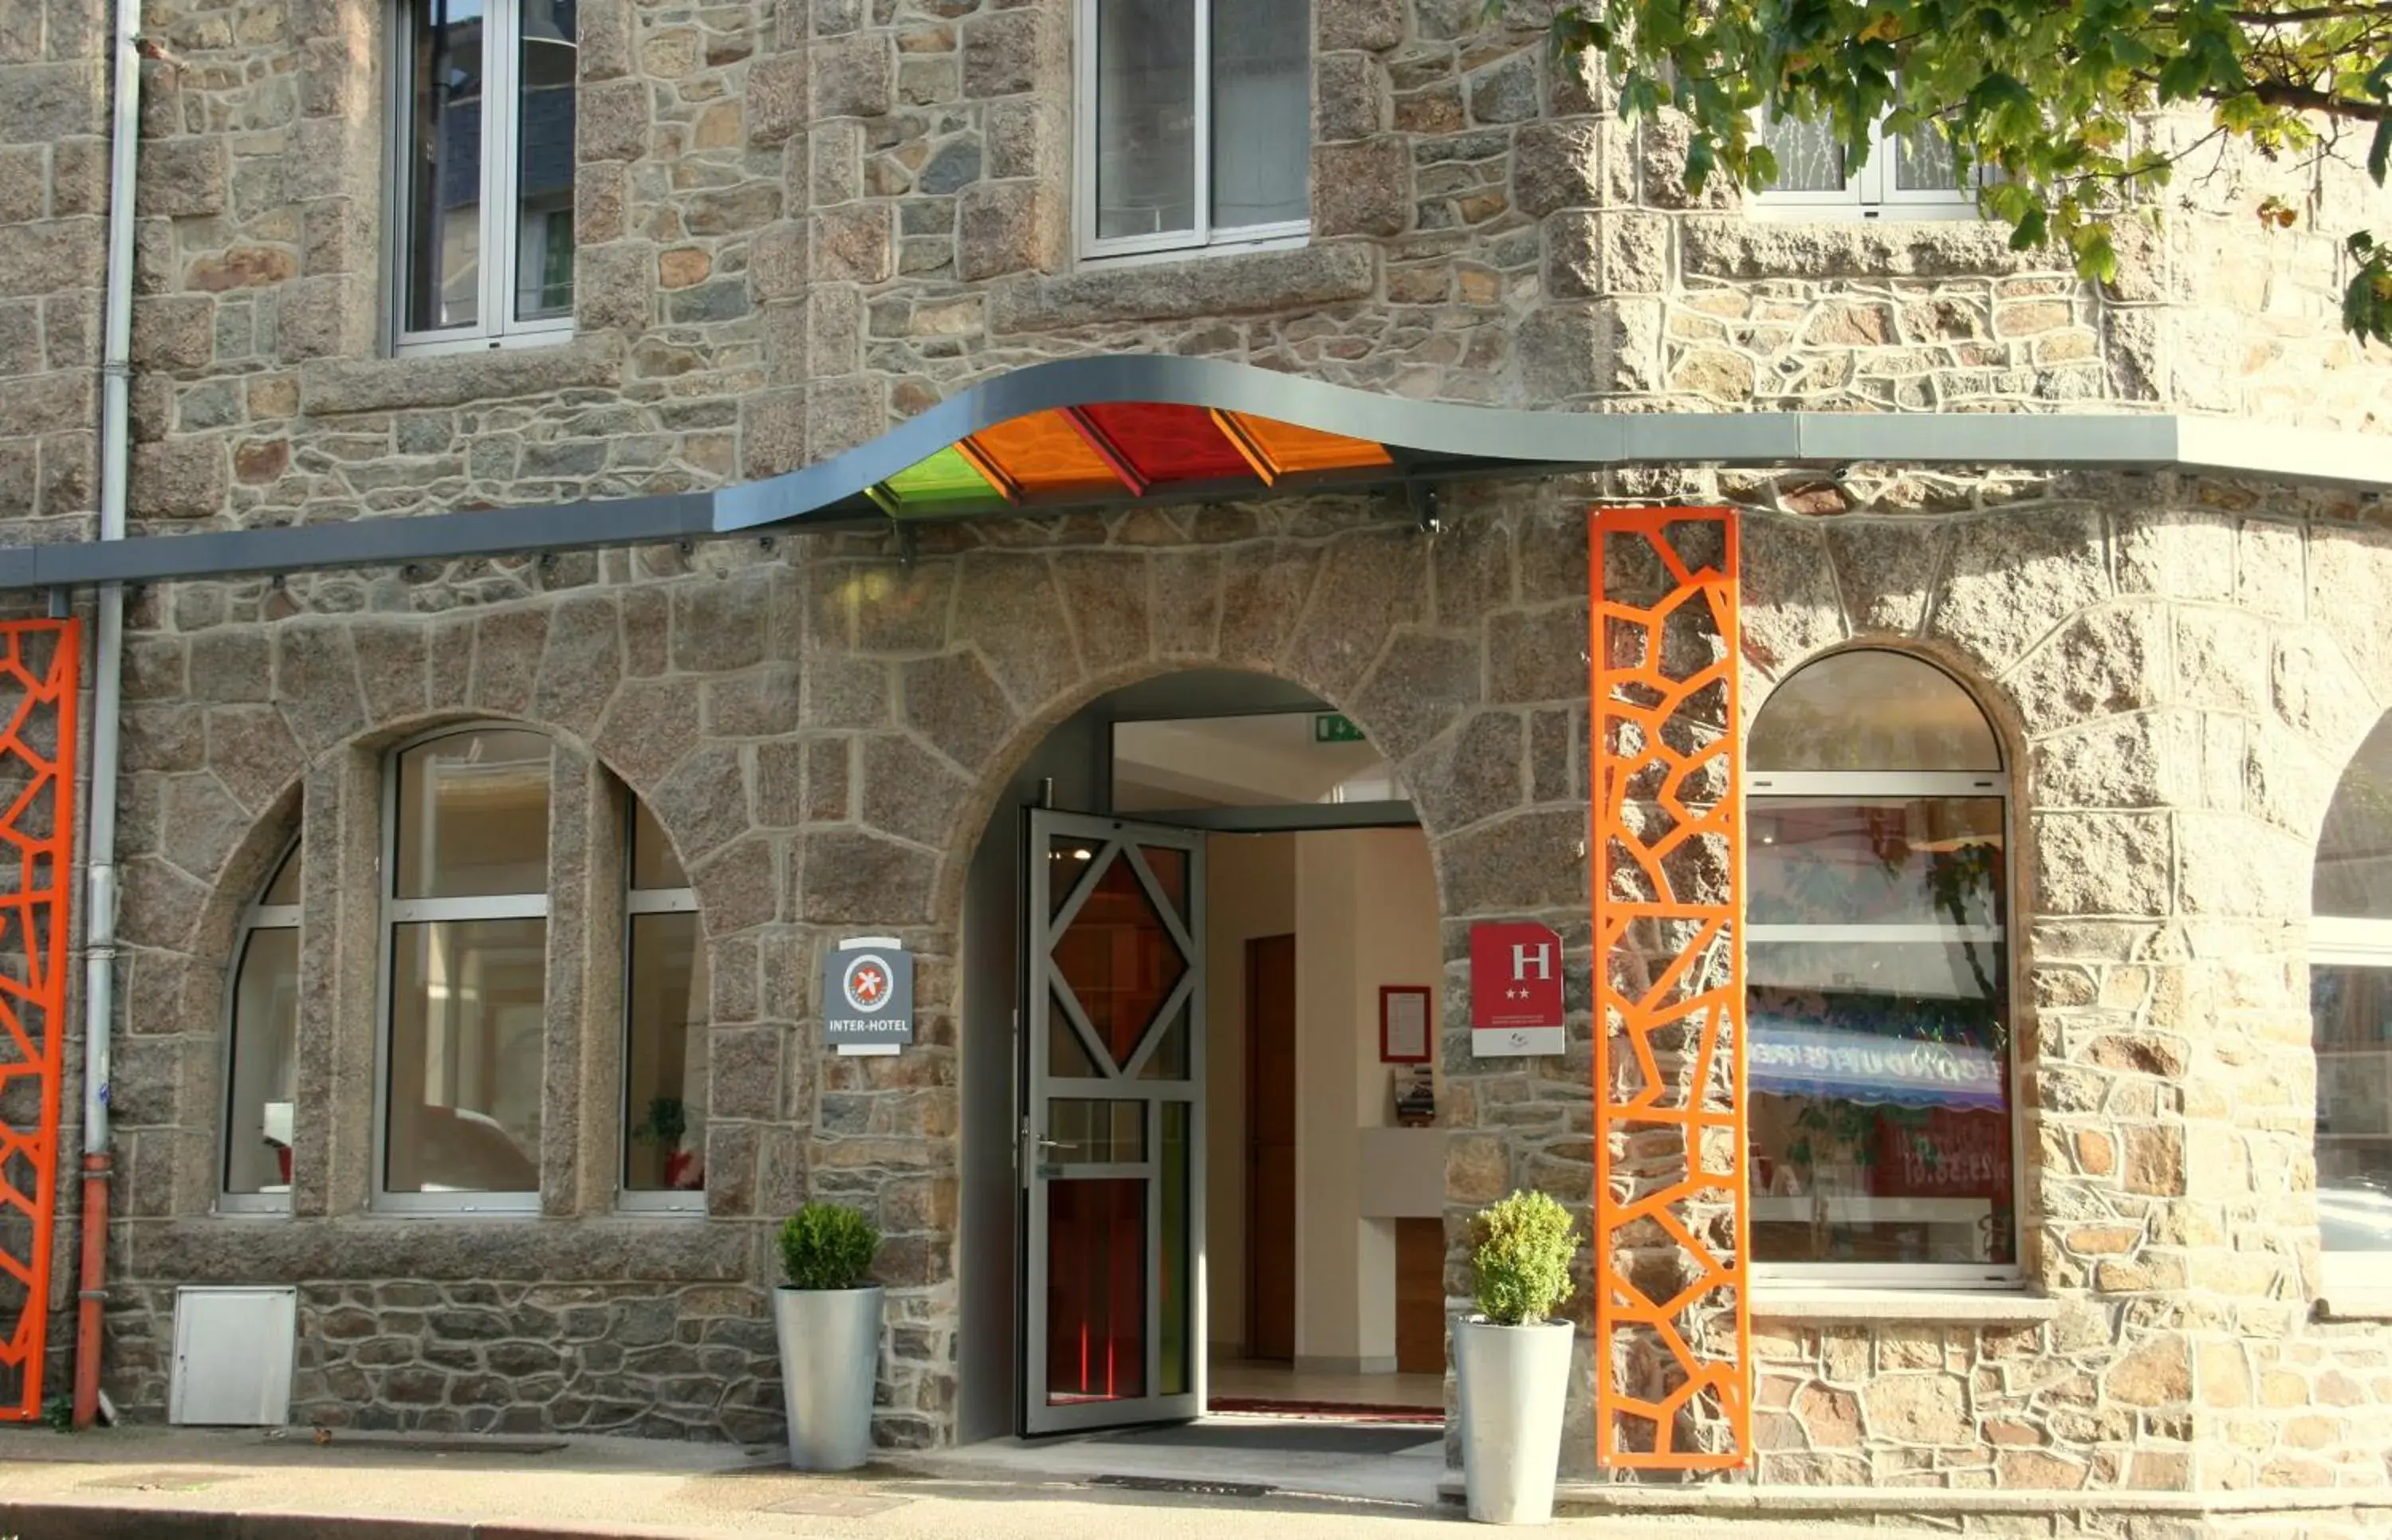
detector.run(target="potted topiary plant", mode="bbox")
[1454,1189,1580,1525]
[773,1201,883,1471]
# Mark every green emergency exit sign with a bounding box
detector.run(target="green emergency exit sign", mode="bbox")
[1313,713,1366,744]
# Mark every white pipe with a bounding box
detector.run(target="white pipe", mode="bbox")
[88,0,142,1157]
[71,0,141,1436]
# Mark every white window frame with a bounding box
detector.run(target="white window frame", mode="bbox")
[388,0,577,356]
[1746,727,2024,1292]
[2308,914,2392,1296]
[619,814,703,1216]
[1072,0,1312,265]
[1749,110,1992,222]
[373,723,552,1216]
[216,843,303,1216]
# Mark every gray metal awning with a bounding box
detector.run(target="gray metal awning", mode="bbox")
[5,355,2386,590]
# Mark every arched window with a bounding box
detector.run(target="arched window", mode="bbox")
[220,841,301,1212]
[380,726,553,1212]
[1746,650,2018,1287]
[2309,716,2392,1293]
[621,799,706,1211]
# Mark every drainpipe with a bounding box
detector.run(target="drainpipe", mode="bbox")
[73,0,144,1432]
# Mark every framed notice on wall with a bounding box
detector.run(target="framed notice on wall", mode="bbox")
[1380,985,1431,1063]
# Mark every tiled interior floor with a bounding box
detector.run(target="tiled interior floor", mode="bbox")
[1207,1356,1445,1411]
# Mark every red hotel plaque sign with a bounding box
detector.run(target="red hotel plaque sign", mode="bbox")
[1469,921,1565,1056]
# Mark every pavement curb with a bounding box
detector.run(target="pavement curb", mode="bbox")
[0,1503,757,1540]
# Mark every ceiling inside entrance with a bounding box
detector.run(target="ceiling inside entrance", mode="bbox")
[1111,713,1395,811]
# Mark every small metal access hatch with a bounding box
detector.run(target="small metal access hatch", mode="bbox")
[169,1286,297,1426]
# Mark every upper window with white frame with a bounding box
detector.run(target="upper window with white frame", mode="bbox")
[2310,714,2392,1289]
[1754,108,1985,218]
[1076,0,1311,261]
[1745,650,2020,1288]
[395,0,578,352]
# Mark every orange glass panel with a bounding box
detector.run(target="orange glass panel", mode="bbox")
[1218,412,1394,479]
[1591,507,1750,1472]
[967,411,1131,499]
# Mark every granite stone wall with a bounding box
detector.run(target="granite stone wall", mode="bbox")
[69,473,2392,1499]
[2,0,2390,1507]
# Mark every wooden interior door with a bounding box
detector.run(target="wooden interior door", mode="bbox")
[1245,933,1296,1363]
[1395,1218,1445,1375]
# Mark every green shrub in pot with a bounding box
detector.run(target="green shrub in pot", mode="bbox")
[1456,1188,1583,1524]
[1470,1188,1577,1326]
[777,1202,880,1291]
[771,1201,884,1471]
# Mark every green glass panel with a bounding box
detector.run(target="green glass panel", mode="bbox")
[879,446,1007,517]
[1160,1100,1190,1397]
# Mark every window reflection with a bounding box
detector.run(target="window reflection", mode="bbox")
[394,729,552,899]
[404,0,487,332]
[2311,966,2392,1253]
[624,911,707,1192]
[224,926,299,1195]
[384,917,547,1195]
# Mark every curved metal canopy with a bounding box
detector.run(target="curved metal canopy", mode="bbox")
[4,355,2388,590]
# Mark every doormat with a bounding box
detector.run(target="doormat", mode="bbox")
[1207,1398,1443,1425]
[1101,1421,1442,1456]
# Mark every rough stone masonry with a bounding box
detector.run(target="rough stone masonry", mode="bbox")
[2,0,2390,1526]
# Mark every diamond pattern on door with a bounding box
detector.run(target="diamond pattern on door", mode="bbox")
[1052,849,1190,1072]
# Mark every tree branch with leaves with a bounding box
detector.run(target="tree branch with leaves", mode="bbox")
[1491,0,2392,344]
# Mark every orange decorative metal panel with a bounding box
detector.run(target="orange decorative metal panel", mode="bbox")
[0,619,77,1421]
[1588,509,1749,1471]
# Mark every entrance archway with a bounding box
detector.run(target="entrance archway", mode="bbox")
[955,669,1449,1444]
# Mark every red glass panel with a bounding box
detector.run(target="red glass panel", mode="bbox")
[1052,851,1186,1070]
[1076,402,1256,485]
[1139,845,1188,921]
[1047,1177,1147,1404]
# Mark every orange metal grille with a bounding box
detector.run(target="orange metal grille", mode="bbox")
[0,619,77,1421]
[1588,509,1749,1471]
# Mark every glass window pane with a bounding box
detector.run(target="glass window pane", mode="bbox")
[1209,0,1308,230]
[1046,1177,1147,1404]
[1750,651,2002,772]
[2311,964,2392,1253]
[1761,111,1846,192]
[1894,118,1962,191]
[224,927,300,1195]
[395,729,553,899]
[624,911,707,1192]
[1047,1098,1147,1165]
[385,917,546,1195]
[2317,716,2392,919]
[1095,0,1197,241]
[1052,851,1188,1070]
[1749,939,2015,1265]
[404,0,486,332]
[513,0,576,321]
[1112,713,1395,811]
[1136,1004,1190,1081]
[1750,798,2004,929]
[631,797,687,891]
[262,843,301,907]
[1050,990,1100,1078]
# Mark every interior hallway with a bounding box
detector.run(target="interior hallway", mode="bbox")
[1209,1355,1444,1414]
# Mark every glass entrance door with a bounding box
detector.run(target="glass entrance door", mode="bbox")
[1023,810,1206,1433]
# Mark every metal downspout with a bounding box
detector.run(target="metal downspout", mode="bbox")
[73,0,143,1432]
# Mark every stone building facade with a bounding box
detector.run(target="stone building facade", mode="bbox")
[6,0,2392,1527]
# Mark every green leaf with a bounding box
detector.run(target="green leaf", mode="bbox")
[2370,119,2390,187]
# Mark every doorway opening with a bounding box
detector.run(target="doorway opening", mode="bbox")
[958,670,1448,1449]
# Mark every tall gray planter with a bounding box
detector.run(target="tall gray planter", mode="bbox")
[1454,1317,1572,1524]
[772,1285,883,1471]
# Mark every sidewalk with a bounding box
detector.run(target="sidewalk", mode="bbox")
[0,1423,1930,1538]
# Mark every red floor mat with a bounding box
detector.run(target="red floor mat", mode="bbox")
[1205,1397,1444,1425]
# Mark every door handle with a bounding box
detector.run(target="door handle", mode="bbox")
[1036,1139,1076,1153]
